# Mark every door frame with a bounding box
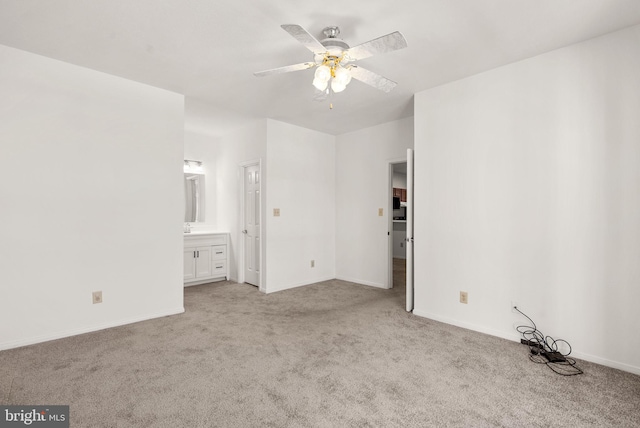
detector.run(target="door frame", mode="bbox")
[387,157,407,290]
[406,148,414,312]
[239,159,265,293]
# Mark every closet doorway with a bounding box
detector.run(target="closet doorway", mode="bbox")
[388,150,414,311]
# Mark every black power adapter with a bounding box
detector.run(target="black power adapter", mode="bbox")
[542,351,566,363]
[520,338,544,350]
[515,307,582,375]
[521,339,566,362]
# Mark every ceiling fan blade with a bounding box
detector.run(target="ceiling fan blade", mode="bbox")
[254,62,315,77]
[348,66,397,93]
[281,24,327,54]
[346,31,407,61]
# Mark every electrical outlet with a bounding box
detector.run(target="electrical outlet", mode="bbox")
[311,260,315,268]
[273,208,280,217]
[460,291,468,304]
[92,291,103,304]
[511,301,519,313]
[378,208,384,216]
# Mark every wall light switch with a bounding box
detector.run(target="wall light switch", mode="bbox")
[378,208,384,216]
[273,208,280,217]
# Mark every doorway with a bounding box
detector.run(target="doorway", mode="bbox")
[388,150,414,312]
[388,160,408,300]
[240,161,262,291]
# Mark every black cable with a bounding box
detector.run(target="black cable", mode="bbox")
[514,306,583,376]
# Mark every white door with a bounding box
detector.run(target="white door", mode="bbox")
[406,149,414,312]
[244,164,260,286]
[183,247,197,281]
[195,246,212,278]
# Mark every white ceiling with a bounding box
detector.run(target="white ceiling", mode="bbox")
[2,1,640,136]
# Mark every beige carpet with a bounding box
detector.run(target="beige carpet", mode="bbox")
[2,269,640,427]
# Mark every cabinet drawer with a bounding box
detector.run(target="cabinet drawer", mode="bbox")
[184,233,227,247]
[212,260,226,275]
[212,245,226,260]
[208,235,227,246]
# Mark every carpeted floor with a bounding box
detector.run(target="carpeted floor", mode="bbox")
[2,263,640,427]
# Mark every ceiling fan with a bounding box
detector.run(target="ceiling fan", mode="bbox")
[254,24,408,97]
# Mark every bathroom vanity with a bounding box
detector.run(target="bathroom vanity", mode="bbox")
[183,232,229,286]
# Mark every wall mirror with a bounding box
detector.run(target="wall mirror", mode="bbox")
[184,173,205,222]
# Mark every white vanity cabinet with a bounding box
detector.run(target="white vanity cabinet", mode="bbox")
[183,232,229,286]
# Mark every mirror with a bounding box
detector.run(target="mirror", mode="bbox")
[184,173,205,222]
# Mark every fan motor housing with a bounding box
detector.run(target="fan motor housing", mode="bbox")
[319,26,350,58]
[321,37,349,51]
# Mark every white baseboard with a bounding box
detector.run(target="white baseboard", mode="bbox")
[568,350,640,375]
[0,307,185,351]
[265,276,336,294]
[412,309,640,376]
[412,309,517,342]
[335,276,387,289]
[184,277,227,287]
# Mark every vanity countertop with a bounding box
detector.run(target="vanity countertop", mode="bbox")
[183,231,227,237]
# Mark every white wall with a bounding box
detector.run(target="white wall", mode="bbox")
[414,25,640,374]
[215,120,267,284]
[335,117,414,288]
[0,45,184,349]
[265,120,336,293]
[393,172,407,189]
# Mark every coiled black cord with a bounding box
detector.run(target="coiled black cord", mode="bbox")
[514,306,583,376]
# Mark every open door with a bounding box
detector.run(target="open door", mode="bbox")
[406,148,414,312]
[242,163,260,287]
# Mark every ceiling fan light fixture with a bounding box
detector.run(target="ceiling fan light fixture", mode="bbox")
[313,77,328,91]
[314,65,331,82]
[331,79,347,93]
[333,66,351,86]
[254,24,408,105]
